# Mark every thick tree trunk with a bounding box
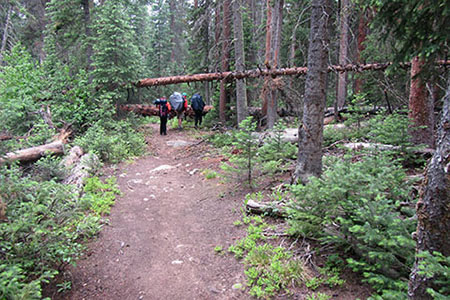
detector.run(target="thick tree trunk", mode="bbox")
[233,0,249,125]
[354,7,370,94]
[261,0,273,118]
[293,0,330,183]
[203,0,211,105]
[266,0,284,129]
[408,56,435,148]
[408,78,450,299]
[219,0,232,123]
[0,130,71,164]
[136,61,450,87]
[336,0,350,109]
[0,5,12,65]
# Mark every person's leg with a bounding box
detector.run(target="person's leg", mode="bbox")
[160,117,164,135]
[194,111,199,128]
[161,116,167,135]
[198,112,203,126]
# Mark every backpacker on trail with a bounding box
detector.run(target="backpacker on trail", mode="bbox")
[169,92,185,112]
[191,93,205,112]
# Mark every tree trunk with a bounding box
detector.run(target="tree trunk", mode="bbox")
[219,0,232,123]
[408,77,450,299]
[354,7,370,94]
[293,0,330,183]
[0,5,12,65]
[336,0,350,109]
[261,0,273,119]
[233,0,249,126]
[137,61,450,87]
[408,56,435,148]
[203,0,211,105]
[266,0,284,129]
[0,130,71,164]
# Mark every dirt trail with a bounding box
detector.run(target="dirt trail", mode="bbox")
[60,124,247,300]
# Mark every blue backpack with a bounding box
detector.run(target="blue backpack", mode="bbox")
[191,93,205,111]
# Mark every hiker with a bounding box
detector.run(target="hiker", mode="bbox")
[190,93,205,128]
[169,92,188,129]
[153,97,171,135]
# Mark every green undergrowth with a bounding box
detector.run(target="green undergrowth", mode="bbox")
[287,151,418,299]
[227,206,309,299]
[0,165,120,299]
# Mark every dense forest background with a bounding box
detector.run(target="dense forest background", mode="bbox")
[0,0,448,299]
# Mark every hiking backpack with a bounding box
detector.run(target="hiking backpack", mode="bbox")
[159,101,169,117]
[191,93,205,111]
[169,92,184,112]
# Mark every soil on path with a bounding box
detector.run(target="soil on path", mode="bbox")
[59,124,247,300]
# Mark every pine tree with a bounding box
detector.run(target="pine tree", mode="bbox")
[90,1,141,92]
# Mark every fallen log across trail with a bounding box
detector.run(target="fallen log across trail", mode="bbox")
[118,104,214,117]
[136,61,450,87]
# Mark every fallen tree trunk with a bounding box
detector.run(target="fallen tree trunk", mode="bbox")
[246,199,286,217]
[118,104,214,117]
[136,61,450,87]
[0,130,71,164]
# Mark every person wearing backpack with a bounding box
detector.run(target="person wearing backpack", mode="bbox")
[169,92,188,129]
[190,93,205,128]
[153,97,171,135]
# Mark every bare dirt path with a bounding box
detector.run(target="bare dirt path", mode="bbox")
[59,124,248,300]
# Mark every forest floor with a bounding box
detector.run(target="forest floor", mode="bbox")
[47,123,371,300]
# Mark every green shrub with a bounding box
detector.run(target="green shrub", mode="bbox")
[416,251,450,299]
[220,117,260,186]
[0,45,44,135]
[74,119,145,163]
[0,166,106,299]
[258,122,297,176]
[80,176,121,216]
[287,152,417,297]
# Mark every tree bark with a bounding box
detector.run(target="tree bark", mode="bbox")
[219,0,232,123]
[336,0,350,109]
[0,5,12,65]
[408,56,435,148]
[233,0,249,125]
[354,7,371,94]
[293,0,330,183]
[261,0,273,118]
[136,61,450,87]
[266,0,284,129]
[0,130,71,164]
[408,77,449,299]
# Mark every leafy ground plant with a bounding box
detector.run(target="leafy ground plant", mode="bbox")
[0,166,120,299]
[228,212,309,299]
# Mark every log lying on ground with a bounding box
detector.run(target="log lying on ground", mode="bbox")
[118,104,214,117]
[246,199,286,217]
[343,142,434,155]
[62,149,101,189]
[0,130,71,164]
[136,61,450,87]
